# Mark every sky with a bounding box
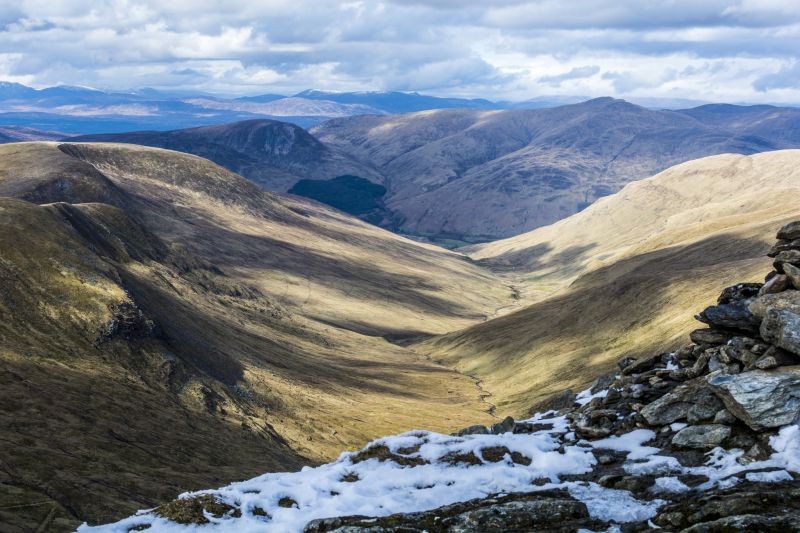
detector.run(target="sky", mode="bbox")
[1,0,799,103]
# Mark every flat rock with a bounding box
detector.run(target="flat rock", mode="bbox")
[689,328,731,346]
[672,424,731,449]
[696,302,759,332]
[708,368,800,430]
[303,490,602,533]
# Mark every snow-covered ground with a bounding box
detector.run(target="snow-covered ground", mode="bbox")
[79,391,800,532]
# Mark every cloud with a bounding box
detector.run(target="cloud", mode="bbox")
[753,61,800,91]
[0,1,799,103]
[539,65,600,87]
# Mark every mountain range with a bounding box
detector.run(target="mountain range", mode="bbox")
[71,97,800,243]
[0,82,509,134]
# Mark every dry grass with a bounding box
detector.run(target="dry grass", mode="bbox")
[0,142,510,529]
[422,151,800,415]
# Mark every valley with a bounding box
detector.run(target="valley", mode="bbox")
[0,142,510,531]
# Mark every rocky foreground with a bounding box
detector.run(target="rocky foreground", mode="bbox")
[82,222,800,532]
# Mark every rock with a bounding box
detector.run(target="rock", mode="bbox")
[777,220,800,241]
[490,416,515,435]
[689,328,731,346]
[713,409,737,424]
[672,424,731,449]
[641,380,716,426]
[748,289,800,319]
[456,424,489,436]
[686,393,724,424]
[696,302,759,332]
[709,368,800,430]
[304,490,603,533]
[772,250,800,273]
[653,482,800,531]
[760,308,800,356]
[621,353,662,376]
[589,372,616,393]
[753,346,798,369]
[768,238,800,257]
[784,263,800,290]
[716,283,762,305]
[617,357,636,371]
[758,273,789,295]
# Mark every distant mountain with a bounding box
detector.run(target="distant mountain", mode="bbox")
[68,119,383,193]
[294,89,499,113]
[0,124,66,143]
[313,97,796,241]
[0,83,510,134]
[676,103,800,147]
[184,96,385,118]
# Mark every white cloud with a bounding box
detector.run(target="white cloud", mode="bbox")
[0,0,799,102]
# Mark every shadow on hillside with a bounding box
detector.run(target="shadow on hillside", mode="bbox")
[428,230,773,413]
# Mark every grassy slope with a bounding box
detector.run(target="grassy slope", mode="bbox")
[420,150,800,415]
[0,142,510,530]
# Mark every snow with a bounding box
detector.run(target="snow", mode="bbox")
[575,387,609,406]
[78,412,800,532]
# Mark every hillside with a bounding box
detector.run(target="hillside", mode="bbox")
[84,220,800,532]
[420,150,800,415]
[0,142,511,531]
[69,120,383,193]
[313,98,796,241]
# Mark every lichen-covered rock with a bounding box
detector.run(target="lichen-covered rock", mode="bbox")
[708,368,800,430]
[761,308,800,356]
[640,379,716,426]
[671,424,731,449]
[748,290,800,319]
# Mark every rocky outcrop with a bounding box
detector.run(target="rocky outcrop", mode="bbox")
[709,369,800,430]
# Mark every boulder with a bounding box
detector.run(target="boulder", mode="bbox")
[708,368,800,430]
[760,308,800,356]
[772,250,800,273]
[777,220,800,241]
[696,302,759,332]
[672,424,731,450]
[748,290,800,319]
[641,379,716,426]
